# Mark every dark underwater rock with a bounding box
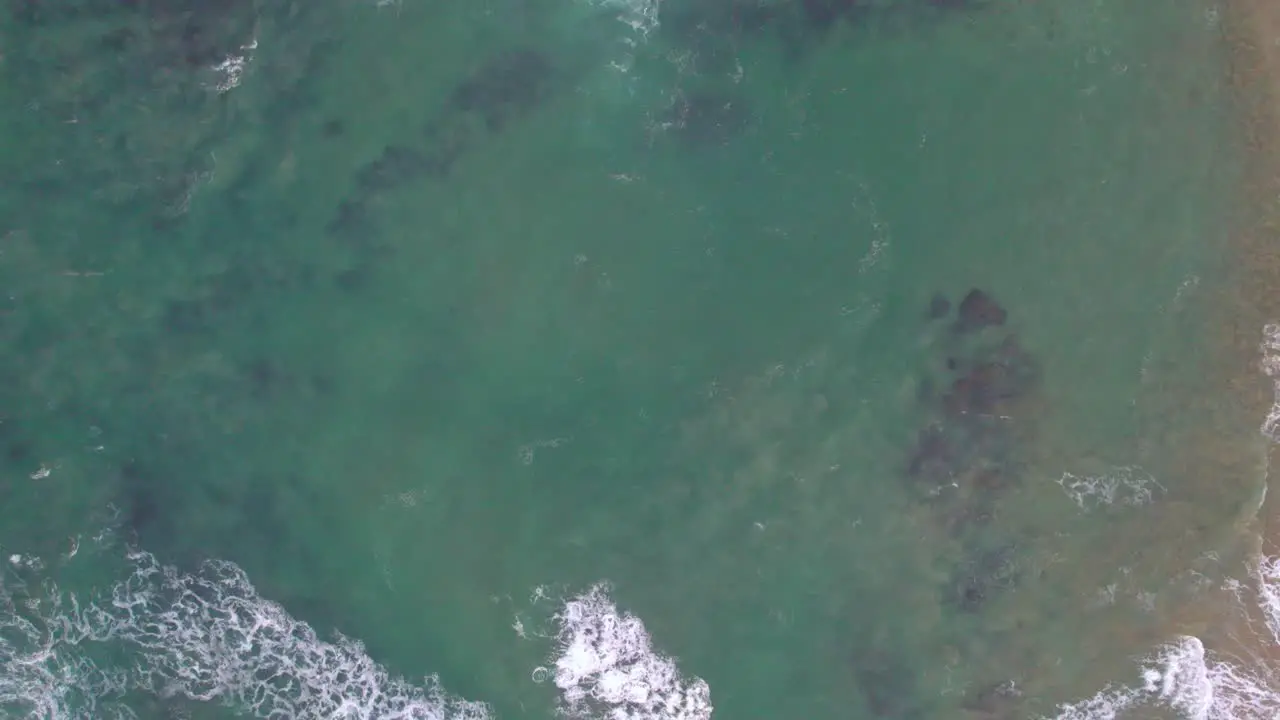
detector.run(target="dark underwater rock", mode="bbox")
[851,649,925,719]
[928,293,951,320]
[161,298,214,335]
[946,543,1021,613]
[118,459,169,546]
[906,424,953,481]
[356,145,434,194]
[421,116,474,178]
[328,198,377,242]
[6,438,32,464]
[994,334,1041,388]
[451,49,555,132]
[242,358,285,400]
[942,338,1040,417]
[333,262,376,292]
[943,362,1020,415]
[955,288,1006,332]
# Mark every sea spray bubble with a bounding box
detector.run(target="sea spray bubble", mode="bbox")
[549,583,712,720]
[0,550,491,720]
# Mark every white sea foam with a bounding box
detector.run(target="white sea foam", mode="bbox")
[585,0,661,41]
[1049,555,1280,719]
[550,583,713,720]
[1051,323,1280,718]
[1056,465,1164,511]
[1260,324,1280,441]
[211,38,257,94]
[0,551,490,720]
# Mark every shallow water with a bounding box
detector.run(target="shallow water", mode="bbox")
[0,0,1271,718]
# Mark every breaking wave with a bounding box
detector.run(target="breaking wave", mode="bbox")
[1048,324,1280,718]
[1049,555,1280,719]
[544,583,712,720]
[0,550,490,720]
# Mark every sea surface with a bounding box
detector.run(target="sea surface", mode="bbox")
[0,0,1276,718]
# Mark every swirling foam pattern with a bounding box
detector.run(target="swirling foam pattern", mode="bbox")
[0,551,491,720]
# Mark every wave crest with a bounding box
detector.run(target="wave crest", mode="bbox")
[1051,554,1280,719]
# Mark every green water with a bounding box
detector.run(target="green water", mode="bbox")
[0,0,1268,718]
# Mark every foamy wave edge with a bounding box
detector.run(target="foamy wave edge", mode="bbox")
[1260,324,1280,440]
[1049,555,1280,719]
[548,583,712,720]
[0,550,490,720]
[1050,325,1280,718]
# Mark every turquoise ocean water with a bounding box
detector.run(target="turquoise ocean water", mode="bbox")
[1,0,1277,718]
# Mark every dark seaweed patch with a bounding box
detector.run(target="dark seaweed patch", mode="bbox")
[451,49,555,132]
[333,262,376,293]
[850,649,924,719]
[356,145,434,195]
[161,299,211,334]
[906,424,952,482]
[5,437,32,464]
[421,116,474,178]
[118,459,171,546]
[327,198,378,241]
[945,542,1021,613]
[242,358,283,400]
[900,291,1044,619]
[943,362,1023,416]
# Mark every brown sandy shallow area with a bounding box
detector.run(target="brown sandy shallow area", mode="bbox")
[1003,1,1280,710]
[1222,0,1280,542]
[1157,0,1280,674]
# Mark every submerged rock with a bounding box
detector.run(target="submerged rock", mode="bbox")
[850,648,924,719]
[944,361,1023,415]
[356,144,434,194]
[451,48,555,132]
[421,116,473,178]
[242,358,285,400]
[928,293,951,320]
[946,543,1021,613]
[955,288,1006,333]
[906,424,953,481]
[119,459,166,545]
[327,198,376,242]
